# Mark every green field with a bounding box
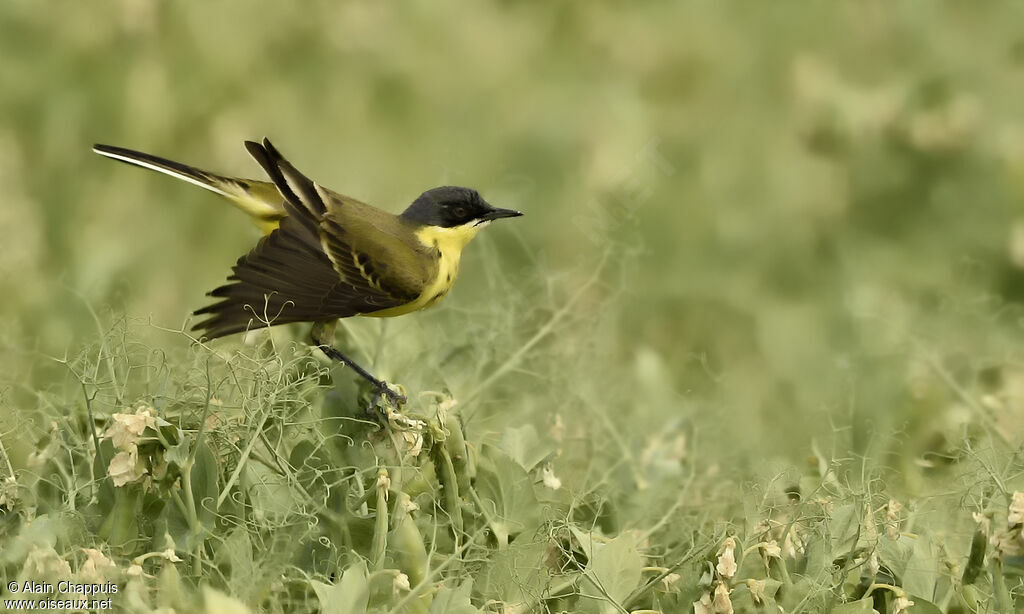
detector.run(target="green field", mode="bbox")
[3,3,1024,613]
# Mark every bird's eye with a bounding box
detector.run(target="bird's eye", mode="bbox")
[452,207,467,218]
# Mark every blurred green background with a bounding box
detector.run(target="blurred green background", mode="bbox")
[4,0,1024,470]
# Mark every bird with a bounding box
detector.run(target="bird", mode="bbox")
[92,138,523,405]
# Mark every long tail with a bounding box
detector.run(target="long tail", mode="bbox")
[92,144,286,234]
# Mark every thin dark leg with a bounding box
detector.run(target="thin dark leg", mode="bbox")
[311,321,406,406]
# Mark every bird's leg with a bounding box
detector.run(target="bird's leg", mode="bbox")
[311,320,406,406]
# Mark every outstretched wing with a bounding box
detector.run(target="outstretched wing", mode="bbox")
[191,139,426,339]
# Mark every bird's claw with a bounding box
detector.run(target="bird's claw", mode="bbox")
[371,381,406,408]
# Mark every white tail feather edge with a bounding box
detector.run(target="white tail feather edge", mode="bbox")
[91,147,231,198]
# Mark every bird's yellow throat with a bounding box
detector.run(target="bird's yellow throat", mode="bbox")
[366,221,487,317]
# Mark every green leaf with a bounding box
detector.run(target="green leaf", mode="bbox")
[829,504,860,559]
[153,435,188,487]
[0,514,64,565]
[243,461,295,520]
[573,529,643,614]
[190,440,220,532]
[217,528,255,599]
[155,439,220,553]
[473,444,542,546]
[475,538,551,606]
[778,577,816,611]
[91,439,117,515]
[803,536,828,578]
[498,424,552,471]
[876,534,913,579]
[429,579,481,614]
[311,560,369,614]
[99,485,140,547]
[289,439,331,492]
[729,579,783,612]
[902,536,937,600]
[904,595,942,614]
[165,430,189,467]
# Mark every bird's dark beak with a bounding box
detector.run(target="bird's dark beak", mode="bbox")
[477,206,523,224]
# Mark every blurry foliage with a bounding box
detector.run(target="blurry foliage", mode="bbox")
[3,0,1024,612]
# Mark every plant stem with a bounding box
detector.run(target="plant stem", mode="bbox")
[371,467,390,570]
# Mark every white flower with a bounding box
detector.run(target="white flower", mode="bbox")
[0,476,17,508]
[541,464,562,490]
[376,469,391,502]
[436,396,458,424]
[400,431,424,460]
[162,548,182,563]
[400,495,419,514]
[711,583,734,614]
[104,406,157,450]
[20,545,72,580]
[716,537,737,579]
[783,530,804,558]
[78,548,117,583]
[886,500,903,539]
[385,408,425,432]
[1008,492,1024,526]
[973,511,991,534]
[867,552,880,579]
[693,591,712,614]
[393,572,410,595]
[991,527,1024,556]
[893,595,915,614]
[108,445,147,487]
[762,540,781,559]
[747,578,767,605]
[660,573,681,591]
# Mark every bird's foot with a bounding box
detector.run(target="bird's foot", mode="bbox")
[370,381,407,409]
[366,382,413,427]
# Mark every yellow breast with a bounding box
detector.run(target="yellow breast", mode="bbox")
[364,221,486,317]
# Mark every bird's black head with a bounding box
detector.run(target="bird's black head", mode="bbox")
[401,186,522,228]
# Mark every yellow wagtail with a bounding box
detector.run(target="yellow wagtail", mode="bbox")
[93,139,522,404]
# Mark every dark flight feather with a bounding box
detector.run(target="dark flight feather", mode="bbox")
[191,141,416,339]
